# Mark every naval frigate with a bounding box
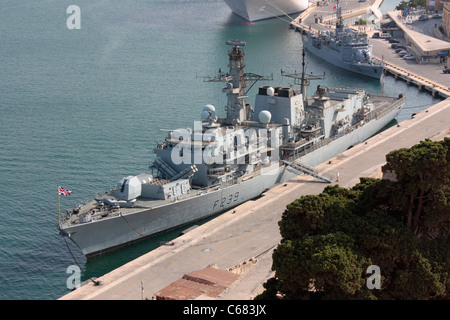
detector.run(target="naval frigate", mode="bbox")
[58,40,405,258]
[302,0,384,79]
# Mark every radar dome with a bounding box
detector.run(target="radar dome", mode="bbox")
[266,87,275,96]
[202,104,216,121]
[203,104,215,112]
[201,110,210,120]
[259,110,272,124]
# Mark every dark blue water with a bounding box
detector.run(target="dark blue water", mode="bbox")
[0,0,441,299]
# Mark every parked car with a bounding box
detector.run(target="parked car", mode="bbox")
[381,32,392,39]
[403,54,415,60]
[432,13,441,19]
[391,43,404,49]
[389,39,400,44]
[443,67,450,74]
[418,14,429,21]
[372,32,380,38]
[398,50,408,57]
[395,47,406,53]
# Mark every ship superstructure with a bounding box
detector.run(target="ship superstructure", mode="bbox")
[58,40,405,258]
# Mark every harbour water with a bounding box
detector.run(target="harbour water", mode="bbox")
[0,0,442,299]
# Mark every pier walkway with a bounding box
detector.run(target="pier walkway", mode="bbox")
[60,98,449,300]
[291,0,380,34]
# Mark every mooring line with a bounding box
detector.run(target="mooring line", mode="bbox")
[119,212,144,237]
[61,235,100,286]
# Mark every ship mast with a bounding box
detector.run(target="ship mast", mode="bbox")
[335,0,344,34]
[225,40,247,125]
[281,48,325,108]
[203,40,272,126]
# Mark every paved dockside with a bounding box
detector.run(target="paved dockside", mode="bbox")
[60,97,449,300]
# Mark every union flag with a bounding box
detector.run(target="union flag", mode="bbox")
[58,185,72,196]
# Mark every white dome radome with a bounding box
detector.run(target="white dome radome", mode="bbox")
[203,104,215,112]
[259,110,272,124]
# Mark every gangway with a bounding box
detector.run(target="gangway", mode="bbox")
[282,160,333,183]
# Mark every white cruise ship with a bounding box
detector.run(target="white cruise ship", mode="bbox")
[224,0,309,22]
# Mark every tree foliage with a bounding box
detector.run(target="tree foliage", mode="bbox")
[395,0,426,10]
[256,138,449,300]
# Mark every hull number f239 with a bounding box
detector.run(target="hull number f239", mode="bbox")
[213,192,239,210]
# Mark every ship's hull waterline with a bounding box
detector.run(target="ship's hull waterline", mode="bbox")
[224,0,309,21]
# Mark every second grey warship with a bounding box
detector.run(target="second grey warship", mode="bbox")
[302,0,384,79]
[58,40,405,258]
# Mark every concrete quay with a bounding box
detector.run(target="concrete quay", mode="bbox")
[370,11,450,98]
[60,97,450,300]
[372,46,450,98]
[289,1,450,98]
[290,0,380,34]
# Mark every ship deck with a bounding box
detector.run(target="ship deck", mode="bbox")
[60,164,272,228]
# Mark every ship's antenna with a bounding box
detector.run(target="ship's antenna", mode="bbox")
[335,0,344,33]
[281,48,325,108]
[301,48,307,106]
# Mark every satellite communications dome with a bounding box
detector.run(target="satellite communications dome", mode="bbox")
[259,110,271,124]
[202,104,216,121]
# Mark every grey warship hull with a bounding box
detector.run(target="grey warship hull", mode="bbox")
[60,99,401,258]
[303,39,384,79]
[60,163,292,257]
[58,40,405,258]
[301,0,384,79]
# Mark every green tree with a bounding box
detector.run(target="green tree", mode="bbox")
[256,138,449,300]
[382,138,450,236]
[396,0,426,10]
